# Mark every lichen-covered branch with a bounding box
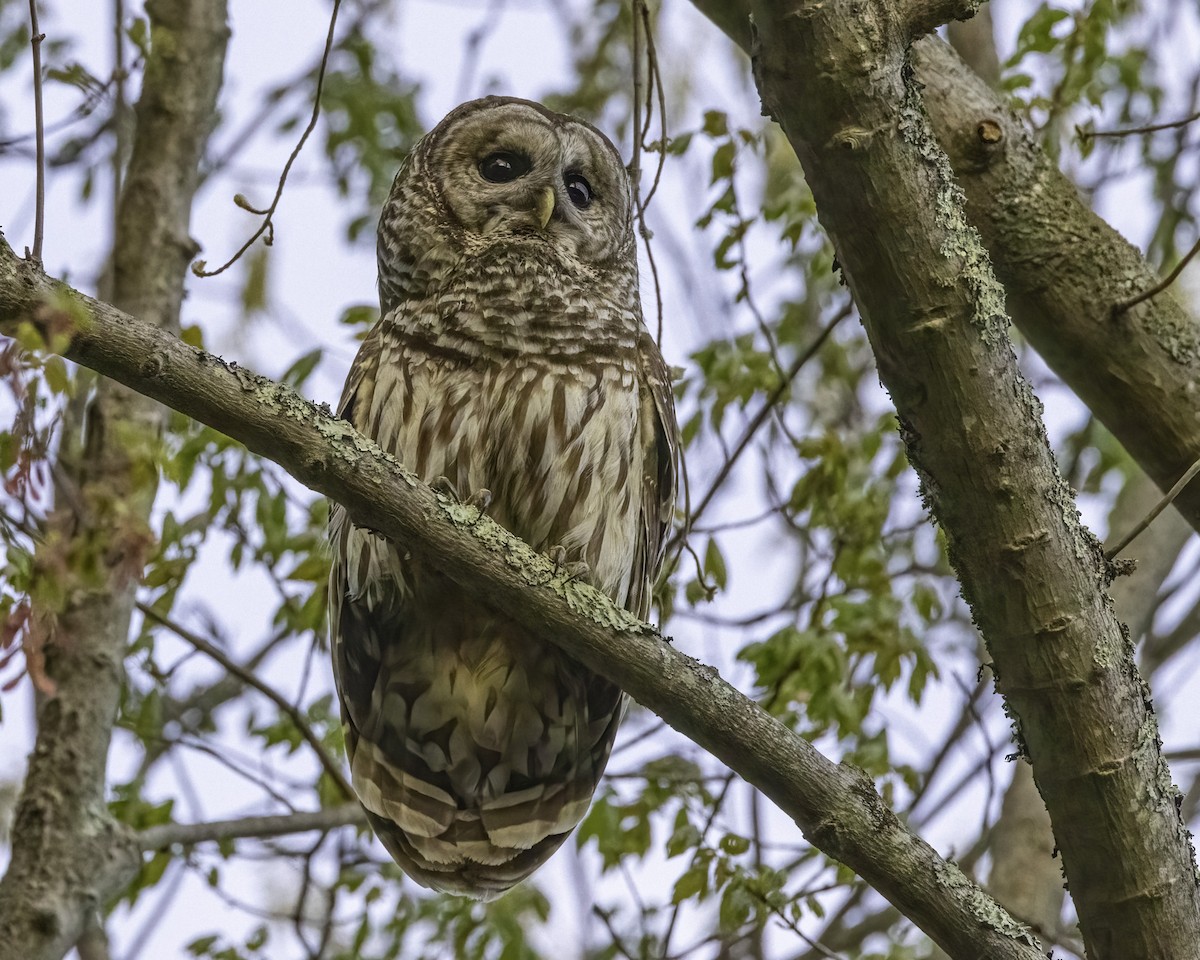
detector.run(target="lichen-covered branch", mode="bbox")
[748,0,1200,956]
[0,2,229,959]
[913,36,1200,536]
[689,0,1200,539]
[0,235,1044,960]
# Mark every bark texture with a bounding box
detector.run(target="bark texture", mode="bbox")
[0,235,1045,960]
[986,468,1192,951]
[691,0,1200,539]
[0,3,229,959]
[914,37,1200,536]
[747,0,1200,957]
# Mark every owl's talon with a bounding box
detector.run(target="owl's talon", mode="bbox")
[431,476,460,501]
[548,545,591,583]
[432,477,491,523]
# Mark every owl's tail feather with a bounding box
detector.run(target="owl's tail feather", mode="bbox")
[363,808,568,900]
[349,705,618,898]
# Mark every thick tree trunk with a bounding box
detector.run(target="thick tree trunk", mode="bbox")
[746,0,1200,956]
[691,0,1200,538]
[913,36,1200,540]
[0,3,229,959]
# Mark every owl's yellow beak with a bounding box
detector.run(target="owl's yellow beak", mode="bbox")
[535,186,556,230]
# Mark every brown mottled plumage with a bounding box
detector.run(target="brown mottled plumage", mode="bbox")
[329,97,678,899]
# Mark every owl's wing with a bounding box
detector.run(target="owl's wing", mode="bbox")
[328,319,395,762]
[631,329,681,619]
[334,320,384,424]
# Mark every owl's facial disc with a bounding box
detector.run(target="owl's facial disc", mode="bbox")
[427,100,632,265]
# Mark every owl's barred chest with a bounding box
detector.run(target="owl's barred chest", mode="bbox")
[365,345,644,603]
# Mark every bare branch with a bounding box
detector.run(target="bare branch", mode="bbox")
[1113,234,1200,316]
[905,0,982,42]
[1105,452,1200,558]
[139,804,365,851]
[192,0,341,277]
[1080,110,1200,140]
[26,0,45,263]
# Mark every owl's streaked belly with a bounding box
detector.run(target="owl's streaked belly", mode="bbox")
[363,349,643,599]
[336,346,642,894]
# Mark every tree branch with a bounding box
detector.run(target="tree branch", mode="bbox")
[904,0,980,45]
[912,36,1200,537]
[688,1,1200,541]
[0,234,1044,960]
[136,601,354,801]
[139,804,365,851]
[748,0,1200,955]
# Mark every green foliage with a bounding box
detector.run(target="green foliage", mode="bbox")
[578,755,711,869]
[186,925,271,960]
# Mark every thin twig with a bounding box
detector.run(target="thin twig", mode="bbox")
[1080,109,1200,140]
[640,2,667,211]
[139,803,364,851]
[1113,234,1200,315]
[136,601,355,800]
[192,0,342,277]
[629,0,643,197]
[26,0,46,263]
[1105,452,1200,559]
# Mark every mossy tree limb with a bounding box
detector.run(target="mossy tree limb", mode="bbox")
[0,233,1045,960]
[747,0,1200,955]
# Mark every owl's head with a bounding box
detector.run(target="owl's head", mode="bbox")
[378,98,635,308]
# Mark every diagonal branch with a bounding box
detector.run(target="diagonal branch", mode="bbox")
[911,36,1200,537]
[0,233,1044,960]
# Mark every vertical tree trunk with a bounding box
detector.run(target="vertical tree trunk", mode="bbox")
[747,0,1200,954]
[0,3,229,958]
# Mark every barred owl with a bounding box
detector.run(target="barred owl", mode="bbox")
[328,97,679,899]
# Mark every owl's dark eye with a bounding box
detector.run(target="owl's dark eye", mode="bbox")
[479,152,531,183]
[565,173,593,209]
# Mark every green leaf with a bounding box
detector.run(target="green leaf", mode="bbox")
[187,935,219,957]
[126,17,150,58]
[672,864,708,904]
[719,833,751,855]
[281,348,322,388]
[702,110,729,137]
[666,808,702,858]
